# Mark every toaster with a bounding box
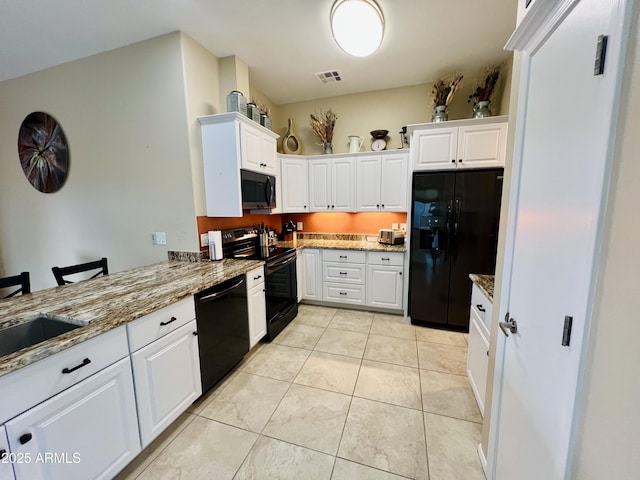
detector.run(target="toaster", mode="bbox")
[378,229,405,245]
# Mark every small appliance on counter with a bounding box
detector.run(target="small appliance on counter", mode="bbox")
[378,229,405,245]
[208,230,223,261]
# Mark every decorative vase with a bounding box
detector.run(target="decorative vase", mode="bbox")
[323,142,333,155]
[431,105,448,122]
[282,118,301,154]
[473,101,492,118]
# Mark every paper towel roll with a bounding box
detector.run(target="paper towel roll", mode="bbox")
[208,230,223,261]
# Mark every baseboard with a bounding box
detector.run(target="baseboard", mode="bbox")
[477,442,488,479]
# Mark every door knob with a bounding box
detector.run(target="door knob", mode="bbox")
[499,313,518,337]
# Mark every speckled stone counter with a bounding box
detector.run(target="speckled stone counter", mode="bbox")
[469,274,495,303]
[278,233,406,253]
[0,258,263,377]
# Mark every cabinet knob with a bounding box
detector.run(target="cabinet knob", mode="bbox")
[451,159,455,163]
[304,205,307,209]
[331,205,335,209]
[376,204,380,208]
[19,433,32,445]
[399,272,403,275]
[458,159,462,163]
[193,331,198,336]
[327,205,330,209]
[381,204,385,208]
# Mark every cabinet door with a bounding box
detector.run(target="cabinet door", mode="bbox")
[380,153,409,212]
[240,122,262,172]
[366,265,404,310]
[281,157,309,213]
[467,312,489,415]
[308,159,332,211]
[332,157,356,211]
[301,249,322,300]
[0,425,15,480]
[296,250,303,303]
[412,127,458,171]
[247,284,267,349]
[7,358,140,480]
[356,155,381,211]
[457,122,507,169]
[260,134,278,174]
[131,321,201,448]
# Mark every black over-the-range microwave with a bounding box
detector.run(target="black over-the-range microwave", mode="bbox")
[241,169,276,209]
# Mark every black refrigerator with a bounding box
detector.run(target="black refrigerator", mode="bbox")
[408,169,503,330]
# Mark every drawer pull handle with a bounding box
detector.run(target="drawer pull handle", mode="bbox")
[160,316,178,326]
[476,305,485,312]
[193,331,198,336]
[19,433,32,445]
[0,449,7,459]
[62,358,91,374]
[339,255,347,259]
[339,292,347,296]
[339,272,347,275]
[381,257,390,261]
[253,275,262,280]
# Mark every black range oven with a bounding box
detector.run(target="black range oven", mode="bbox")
[221,227,298,341]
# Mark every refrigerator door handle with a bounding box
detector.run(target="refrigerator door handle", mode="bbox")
[454,198,461,236]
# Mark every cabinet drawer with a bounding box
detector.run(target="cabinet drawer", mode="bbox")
[471,284,493,333]
[322,249,366,264]
[323,283,365,305]
[467,312,489,415]
[367,251,404,266]
[323,262,366,284]
[246,266,265,290]
[0,326,129,424]
[127,297,195,352]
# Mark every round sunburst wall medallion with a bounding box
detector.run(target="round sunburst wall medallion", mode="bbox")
[18,111,69,193]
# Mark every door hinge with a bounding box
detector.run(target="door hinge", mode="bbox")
[594,35,608,76]
[562,315,573,347]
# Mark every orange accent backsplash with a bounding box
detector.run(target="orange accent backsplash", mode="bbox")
[283,212,408,235]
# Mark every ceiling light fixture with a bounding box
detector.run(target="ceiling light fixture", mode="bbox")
[330,0,385,57]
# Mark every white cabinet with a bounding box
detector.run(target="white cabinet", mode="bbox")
[466,283,492,416]
[309,157,356,212]
[323,249,366,306]
[356,152,408,212]
[130,321,201,448]
[300,249,322,300]
[296,250,303,303]
[246,266,266,348]
[366,252,404,310]
[6,358,140,480]
[280,155,309,213]
[198,112,279,217]
[410,117,508,171]
[0,425,15,480]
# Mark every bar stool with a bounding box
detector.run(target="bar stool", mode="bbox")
[0,272,31,299]
[52,258,109,286]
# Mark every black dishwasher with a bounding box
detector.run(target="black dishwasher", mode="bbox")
[194,274,249,394]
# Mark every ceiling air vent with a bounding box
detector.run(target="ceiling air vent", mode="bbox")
[315,70,343,84]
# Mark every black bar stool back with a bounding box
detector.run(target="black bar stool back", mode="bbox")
[52,258,108,286]
[0,272,31,299]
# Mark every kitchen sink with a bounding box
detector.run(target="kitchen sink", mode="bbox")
[0,316,86,358]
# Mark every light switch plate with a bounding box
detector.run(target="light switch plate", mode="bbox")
[200,233,209,247]
[297,222,303,231]
[392,223,399,230]
[151,232,167,245]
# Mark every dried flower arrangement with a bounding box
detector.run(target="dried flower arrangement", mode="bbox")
[430,75,464,107]
[468,64,502,105]
[309,109,338,144]
[252,99,270,116]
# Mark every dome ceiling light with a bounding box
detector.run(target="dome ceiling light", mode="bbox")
[330,0,385,57]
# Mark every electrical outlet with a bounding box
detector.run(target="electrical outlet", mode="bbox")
[151,232,167,245]
[200,233,209,247]
[400,223,407,232]
[297,221,303,231]
[392,223,399,230]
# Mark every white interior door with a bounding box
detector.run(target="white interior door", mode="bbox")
[490,0,628,478]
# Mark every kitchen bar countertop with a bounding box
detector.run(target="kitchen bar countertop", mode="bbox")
[277,233,406,253]
[469,274,495,303]
[0,258,263,377]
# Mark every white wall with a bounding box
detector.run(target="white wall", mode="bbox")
[572,4,640,477]
[0,32,198,291]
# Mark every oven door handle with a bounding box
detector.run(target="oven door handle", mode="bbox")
[269,256,295,269]
[199,280,244,302]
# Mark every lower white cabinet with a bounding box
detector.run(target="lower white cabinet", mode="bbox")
[366,265,404,310]
[130,321,201,448]
[296,250,303,302]
[246,266,267,348]
[6,358,140,480]
[467,310,490,416]
[0,425,15,480]
[300,249,322,300]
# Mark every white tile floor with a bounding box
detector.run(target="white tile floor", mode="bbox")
[116,305,485,480]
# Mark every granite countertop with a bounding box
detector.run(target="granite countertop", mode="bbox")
[277,233,406,253]
[469,274,495,303]
[0,258,263,377]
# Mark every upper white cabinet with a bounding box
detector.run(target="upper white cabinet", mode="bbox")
[279,155,309,213]
[309,156,356,212]
[198,112,279,217]
[409,117,508,171]
[356,152,409,212]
